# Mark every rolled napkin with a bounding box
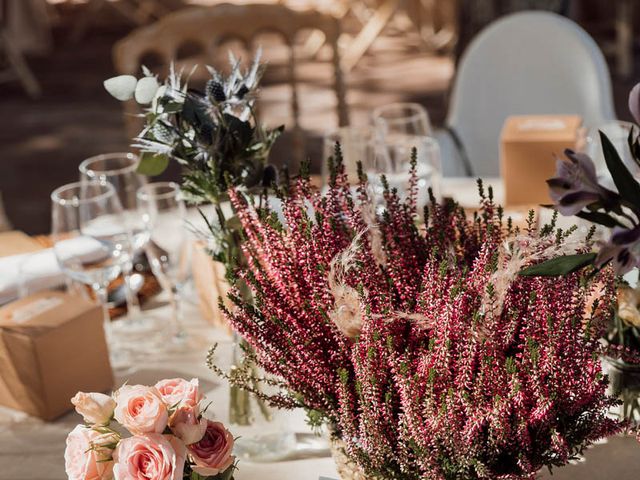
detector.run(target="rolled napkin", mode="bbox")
[0,236,107,304]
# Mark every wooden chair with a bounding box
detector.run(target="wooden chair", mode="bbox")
[113,3,350,164]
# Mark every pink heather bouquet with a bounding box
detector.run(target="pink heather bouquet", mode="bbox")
[64,378,236,480]
[213,153,628,479]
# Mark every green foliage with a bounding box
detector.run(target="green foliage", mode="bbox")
[519,253,597,277]
[600,130,640,208]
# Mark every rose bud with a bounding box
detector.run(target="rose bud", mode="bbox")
[71,392,116,426]
[169,405,207,445]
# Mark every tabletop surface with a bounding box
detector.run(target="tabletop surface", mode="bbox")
[1,178,639,479]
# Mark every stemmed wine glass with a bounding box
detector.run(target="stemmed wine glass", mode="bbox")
[366,134,442,211]
[322,126,379,185]
[51,181,133,362]
[372,102,432,138]
[79,153,149,328]
[137,182,191,345]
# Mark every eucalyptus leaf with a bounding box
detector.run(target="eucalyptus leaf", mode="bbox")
[137,152,169,176]
[518,252,597,277]
[103,75,137,101]
[600,131,640,207]
[135,76,160,104]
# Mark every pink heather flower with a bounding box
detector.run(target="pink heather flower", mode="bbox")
[112,434,185,480]
[64,424,117,480]
[113,385,168,435]
[220,161,624,479]
[188,420,235,476]
[155,378,202,409]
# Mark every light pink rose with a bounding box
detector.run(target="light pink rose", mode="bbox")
[169,405,207,445]
[71,392,116,425]
[113,385,168,435]
[155,378,202,408]
[188,420,235,476]
[112,434,186,480]
[64,424,116,480]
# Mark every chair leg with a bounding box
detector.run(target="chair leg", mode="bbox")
[0,30,41,98]
[615,0,633,77]
[0,192,12,233]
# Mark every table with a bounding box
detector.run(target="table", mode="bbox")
[1,178,640,479]
[0,294,342,480]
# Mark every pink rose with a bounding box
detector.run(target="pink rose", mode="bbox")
[155,378,202,408]
[64,424,116,480]
[112,434,185,480]
[169,405,207,445]
[71,392,116,425]
[113,385,168,435]
[188,420,235,476]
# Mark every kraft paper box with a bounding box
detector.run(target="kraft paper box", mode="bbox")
[0,291,113,420]
[192,241,232,331]
[500,115,582,206]
[0,230,44,257]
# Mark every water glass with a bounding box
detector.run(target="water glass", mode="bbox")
[79,153,148,323]
[372,102,432,138]
[366,135,442,209]
[322,126,379,185]
[51,182,132,344]
[137,182,191,344]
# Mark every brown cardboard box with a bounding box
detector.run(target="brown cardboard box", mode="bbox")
[0,291,113,420]
[191,241,232,332]
[500,115,582,206]
[0,230,44,257]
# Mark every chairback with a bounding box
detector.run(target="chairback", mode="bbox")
[446,11,614,177]
[113,3,349,156]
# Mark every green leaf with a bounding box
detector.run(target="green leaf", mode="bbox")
[600,131,640,206]
[137,152,169,176]
[518,253,597,277]
[575,210,626,228]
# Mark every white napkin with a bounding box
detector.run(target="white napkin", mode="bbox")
[0,237,106,304]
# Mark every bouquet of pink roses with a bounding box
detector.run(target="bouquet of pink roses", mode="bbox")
[64,378,236,480]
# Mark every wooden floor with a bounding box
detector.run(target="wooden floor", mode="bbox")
[0,8,638,234]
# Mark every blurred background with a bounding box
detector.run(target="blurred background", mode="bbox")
[1,0,638,234]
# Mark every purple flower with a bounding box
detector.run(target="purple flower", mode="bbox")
[547,149,615,216]
[595,225,640,274]
[629,82,640,125]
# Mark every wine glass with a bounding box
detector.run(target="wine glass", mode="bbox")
[372,102,432,138]
[366,134,442,211]
[79,153,149,327]
[51,182,132,346]
[137,182,191,345]
[322,126,379,185]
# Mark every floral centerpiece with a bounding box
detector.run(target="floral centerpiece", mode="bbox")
[521,81,640,420]
[64,378,236,480]
[207,149,628,479]
[105,54,282,425]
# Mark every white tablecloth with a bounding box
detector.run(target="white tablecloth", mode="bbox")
[1,178,639,479]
